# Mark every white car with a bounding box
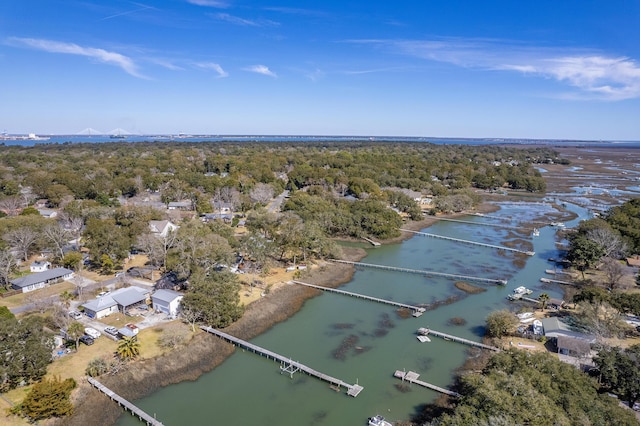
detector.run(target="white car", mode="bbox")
[68,311,82,320]
[97,290,111,297]
[84,327,101,339]
[103,326,119,337]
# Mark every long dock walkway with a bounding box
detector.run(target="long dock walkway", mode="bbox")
[400,229,535,256]
[540,277,576,286]
[427,217,523,231]
[394,370,461,398]
[290,280,425,317]
[417,328,501,352]
[87,377,163,426]
[200,326,364,397]
[330,259,508,285]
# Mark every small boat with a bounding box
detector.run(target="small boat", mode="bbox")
[516,312,534,320]
[532,228,540,237]
[417,335,431,343]
[532,319,543,335]
[513,286,533,295]
[550,222,565,228]
[368,415,393,426]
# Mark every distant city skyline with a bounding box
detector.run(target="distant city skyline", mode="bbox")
[1,1,639,140]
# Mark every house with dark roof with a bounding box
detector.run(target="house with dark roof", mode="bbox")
[151,289,183,317]
[81,286,150,319]
[10,267,74,293]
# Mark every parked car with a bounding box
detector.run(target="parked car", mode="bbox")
[103,326,119,337]
[97,290,111,297]
[79,335,94,345]
[68,311,82,320]
[84,327,101,339]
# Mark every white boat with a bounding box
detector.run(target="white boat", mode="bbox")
[532,228,540,237]
[417,335,431,343]
[550,222,565,228]
[532,319,543,335]
[516,312,534,320]
[513,286,533,295]
[369,415,393,426]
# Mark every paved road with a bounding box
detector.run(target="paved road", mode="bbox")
[267,190,289,213]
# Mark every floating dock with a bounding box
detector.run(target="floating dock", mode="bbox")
[400,229,535,256]
[289,280,425,317]
[394,370,461,398]
[417,328,501,352]
[201,326,364,397]
[87,377,163,426]
[330,259,507,285]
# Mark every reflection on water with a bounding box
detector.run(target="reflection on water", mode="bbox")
[118,202,589,426]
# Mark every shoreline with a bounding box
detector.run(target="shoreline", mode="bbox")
[60,203,502,425]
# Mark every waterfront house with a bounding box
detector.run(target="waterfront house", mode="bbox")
[541,317,595,343]
[151,289,183,317]
[81,286,150,318]
[10,267,74,293]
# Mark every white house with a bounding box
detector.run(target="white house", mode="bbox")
[30,260,51,273]
[10,267,74,293]
[149,220,179,238]
[81,286,150,319]
[151,289,183,317]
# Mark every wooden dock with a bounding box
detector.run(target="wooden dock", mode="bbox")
[289,280,425,317]
[200,326,364,397]
[330,259,507,285]
[540,277,575,286]
[362,237,381,246]
[393,370,461,398]
[417,328,501,352]
[507,293,541,304]
[87,377,163,426]
[545,269,576,278]
[400,229,535,256]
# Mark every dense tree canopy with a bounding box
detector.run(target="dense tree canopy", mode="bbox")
[0,315,53,391]
[431,350,638,425]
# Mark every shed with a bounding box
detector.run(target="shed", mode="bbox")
[151,289,183,317]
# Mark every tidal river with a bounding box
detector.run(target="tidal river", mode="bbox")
[118,201,589,426]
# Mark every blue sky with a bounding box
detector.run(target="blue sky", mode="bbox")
[1,1,639,140]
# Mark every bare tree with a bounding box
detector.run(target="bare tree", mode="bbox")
[0,248,18,290]
[25,291,51,314]
[180,305,202,332]
[137,230,178,271]
[221,186,241,214]
[42,222,70,260]
[249,183,274,205]
[4,227,39,261]
[602,257,626,290]
[0,196,25,216]
[587,227,628,259]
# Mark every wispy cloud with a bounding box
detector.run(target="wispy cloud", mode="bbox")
[353,38,640,100]
[186,0,228,8]
[244,65,277,77]
[99,3,155,21]
[195,62,228,77]
[212,13,258,26]
[263,7,327,18]
[7,37,146,78]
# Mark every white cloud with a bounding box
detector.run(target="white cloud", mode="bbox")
[186,0,228,7]
[196,62,229,77]
[244,65,277,78]
[8,37,146,78]
[354,38,640,100]
[213,13,258,26]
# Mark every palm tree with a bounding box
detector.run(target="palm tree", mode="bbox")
[67,321,85,351]
[116,336,140,361]
[59,290,74,309]
[538,293,550,311]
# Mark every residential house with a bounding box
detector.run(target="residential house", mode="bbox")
[30,260,51,273]
[151,289,183,317]
[38,208,58,219]
[167,201,192,210]
[149,220,179,238]
[541,317,595,343]
[556,335,592,358]
[10,267,74,293]
[81,286,150,319]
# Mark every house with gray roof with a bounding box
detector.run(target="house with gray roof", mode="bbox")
[81,286,150,319]
[541,317,595,343]
[10,267,74,293]
[149,220,179,238]
[151,289,183,317]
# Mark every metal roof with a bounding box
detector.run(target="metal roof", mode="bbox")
[11,267,73,288]
[151,289,183,303]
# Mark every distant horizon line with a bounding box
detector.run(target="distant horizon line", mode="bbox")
[1,132,638,143]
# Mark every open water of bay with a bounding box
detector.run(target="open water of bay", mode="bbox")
[117,201,589,426]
